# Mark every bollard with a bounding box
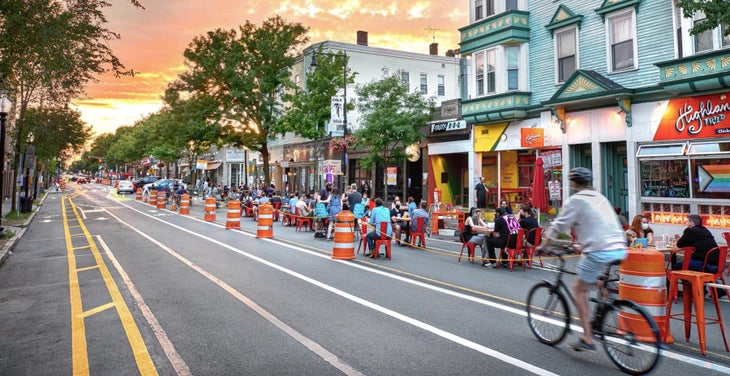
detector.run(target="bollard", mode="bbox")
[204,197,217,222]
[157,191,167,209]
[256,203,274,238]
[179,194,190,215]
[136,188,142,201]
[149,190,158,207]
[332,210,355,260]
[619,249,672,343]
[226,200,241,230]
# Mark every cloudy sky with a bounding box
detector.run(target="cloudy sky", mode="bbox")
[73,0,468,137]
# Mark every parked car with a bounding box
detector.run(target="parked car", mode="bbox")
[133,176,159,191]
[77,176,88,184]
[117,180,135,195]
[143,179,186,199]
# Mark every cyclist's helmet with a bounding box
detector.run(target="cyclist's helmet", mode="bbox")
[568,167,592,185]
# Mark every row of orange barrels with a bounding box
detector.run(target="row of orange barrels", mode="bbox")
[133,188,357,260]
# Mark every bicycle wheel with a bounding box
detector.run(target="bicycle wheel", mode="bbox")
[526,282,570,345]
[598,300,661,375]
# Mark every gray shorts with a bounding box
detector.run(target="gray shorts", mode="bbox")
[577,250,626,283]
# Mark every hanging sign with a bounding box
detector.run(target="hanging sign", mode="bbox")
[520,128,544,147]
[654,92,730,140]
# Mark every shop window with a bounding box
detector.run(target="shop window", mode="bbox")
[691,157,730,199]
[639,159,689,198]
[636,142,687,157]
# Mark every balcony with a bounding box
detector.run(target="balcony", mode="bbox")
[459,11,530,54]
[461,92,532,124]
[655,49,730,94]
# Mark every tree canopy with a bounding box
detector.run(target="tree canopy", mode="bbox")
[676,0,730,36]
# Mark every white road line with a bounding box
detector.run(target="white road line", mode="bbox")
[107,205,556,375]
[96,235,192,376]
[114,201,730,374]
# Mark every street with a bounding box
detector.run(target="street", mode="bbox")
[1,182,729,375]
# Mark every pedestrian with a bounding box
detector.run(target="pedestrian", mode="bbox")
[475,176,489,217]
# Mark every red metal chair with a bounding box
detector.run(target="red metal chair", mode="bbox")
[668,246,728,303]
[409,217,427,248]
[272,201,281,222]
[357,222,368,254]
[522,227,543,268]
[501,229,525,271]
[295,206,312,232]
[458,232,478,264]
[373,222,392,260]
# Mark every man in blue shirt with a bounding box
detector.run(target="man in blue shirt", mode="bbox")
[366,198,392,257]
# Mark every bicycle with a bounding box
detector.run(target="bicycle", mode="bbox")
[525,246,661,375]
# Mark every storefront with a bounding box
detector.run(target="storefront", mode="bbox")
[632,92,730,238]
[427,118,471,208]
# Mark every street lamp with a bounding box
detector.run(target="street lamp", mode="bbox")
[310,50,349,191]
[0,93,12,234]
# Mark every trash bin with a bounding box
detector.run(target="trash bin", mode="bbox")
[20,196,32,213]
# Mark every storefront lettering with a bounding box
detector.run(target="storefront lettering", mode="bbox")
[675,100,730,135]
[431,120,466,133]
[523,133,540,145]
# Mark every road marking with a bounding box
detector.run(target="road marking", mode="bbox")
[106,207,554,375]
[62,197,159,376]
[117,200,730,374]
[96,235,192,376]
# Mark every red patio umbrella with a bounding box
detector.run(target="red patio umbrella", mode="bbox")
[532,157,546,218]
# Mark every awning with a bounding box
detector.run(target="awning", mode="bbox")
[206,162,222,170]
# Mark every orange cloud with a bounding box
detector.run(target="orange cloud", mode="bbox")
[76,0,467,137]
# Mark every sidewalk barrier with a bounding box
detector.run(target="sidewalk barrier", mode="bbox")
[179,194,190,215]
[256,203,273,238]
[619,249,672,343]
[332,210,355,260]
[149,190,158,207]
[204,197,216,222]
[136,188,142,201]
[157,191,166,209]
[226,200,241,230]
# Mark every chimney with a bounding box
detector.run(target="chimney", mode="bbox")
[429,43,438,56]
[357,30,368,46]
[445,49,456,57]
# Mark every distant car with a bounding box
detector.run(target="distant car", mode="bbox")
[133,176,159,191]
[117,180,135,195]
[77,177,88,184]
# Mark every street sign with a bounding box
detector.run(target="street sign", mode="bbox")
[16,175,23,187]
[549,180,561,200]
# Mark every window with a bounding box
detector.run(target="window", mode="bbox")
[506,46,519,90]
[437,75,445,96]
[401,71,410,87]
[420,73,427,95]
[556,28,577,82]
[486,0,495,17]
[639,159,689,198]
[608,11,636,72]
[505,0,518,11]
[486,49,496,94]
[723,25,730,47]
[475,0,483,21]
[693,13,714,53]
[476,53,485,95]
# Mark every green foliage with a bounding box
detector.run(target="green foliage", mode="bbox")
[23,106,92,164]
[676,0,730,36]
[354,73,434,198]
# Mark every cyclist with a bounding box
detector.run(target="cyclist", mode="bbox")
[541,167,627,352]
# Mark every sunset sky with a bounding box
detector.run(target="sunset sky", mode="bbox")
[73,1,467,138]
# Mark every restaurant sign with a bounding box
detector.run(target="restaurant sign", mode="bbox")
[520,128,544,147]
[430,119,467,133]
[654,92,730,141]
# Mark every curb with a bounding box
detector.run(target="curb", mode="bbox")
[0,193,46,267]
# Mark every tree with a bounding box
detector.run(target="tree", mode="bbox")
[168,16,309,186]
[676,0,730,36]
[354,73,434,200]
[279,47,356,188]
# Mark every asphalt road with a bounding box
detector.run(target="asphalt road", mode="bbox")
[1,182,729,375]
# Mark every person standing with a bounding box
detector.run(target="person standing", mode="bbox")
[542,167,627,352]
[475,176,489,216]
[326,187,342,240]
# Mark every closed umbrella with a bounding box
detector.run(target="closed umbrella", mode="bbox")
[532,157,546,220]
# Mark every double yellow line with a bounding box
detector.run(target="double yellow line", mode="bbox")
[62,195,158,376]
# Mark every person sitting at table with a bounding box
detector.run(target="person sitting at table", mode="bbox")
[484,207,521,267]
[628,215,654,245]
[410,201,430,234]
[499,199,514,215]
[672,214,719,272]
[366,198,392,257]
[390,201,409,246]
[462,207,489,257]
[518,204,539,247]
[624,229,638,247]
[295,194,311,218]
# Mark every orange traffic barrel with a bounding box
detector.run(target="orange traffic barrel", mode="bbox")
[619,248,673,343]
[256,203,274,238]
[332,210,355,260]
[204,197,216,222]
[136,188,142,201]
[430,211,439,236]
[226,200,241,230]
[149,190,158,207]
[179,194,190,215]
[157,191,167,209]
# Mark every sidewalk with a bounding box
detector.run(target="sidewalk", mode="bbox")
[0,192,42,266]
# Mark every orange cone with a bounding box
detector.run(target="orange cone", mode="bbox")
[136,188,142,201]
